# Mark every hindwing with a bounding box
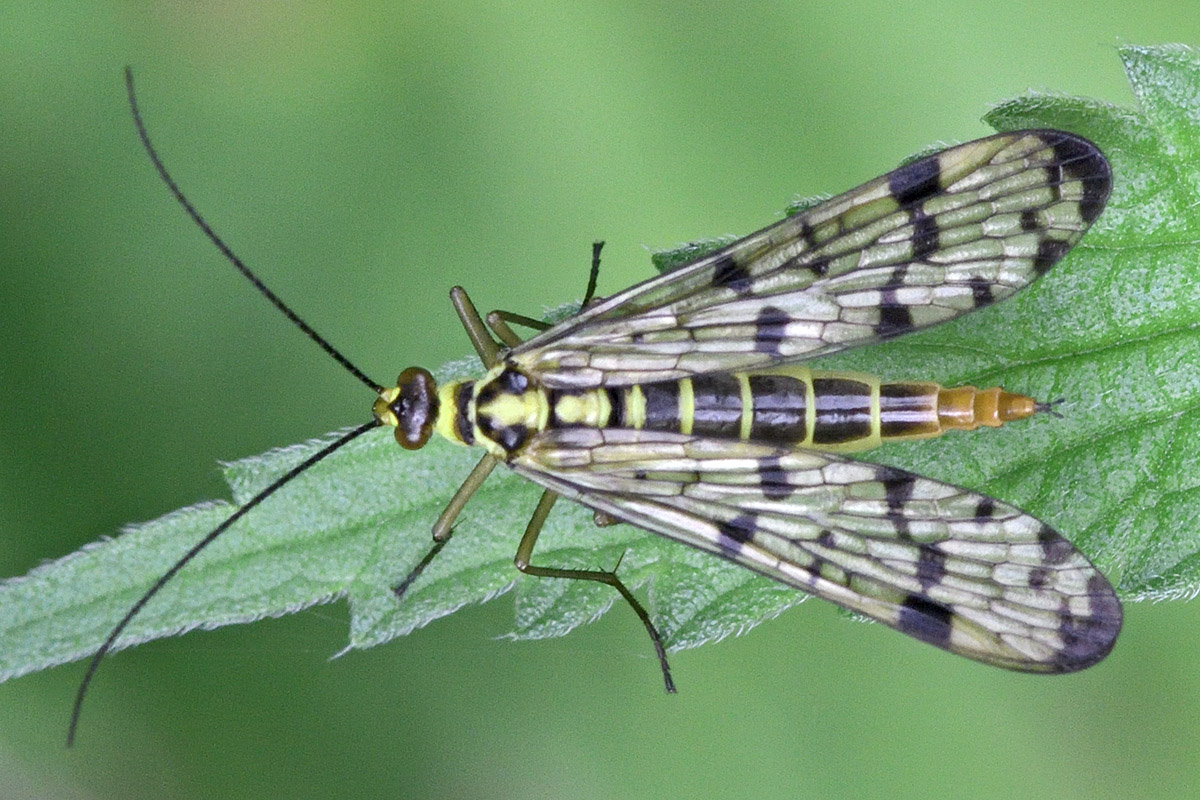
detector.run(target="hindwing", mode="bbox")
[512,428,1122,672]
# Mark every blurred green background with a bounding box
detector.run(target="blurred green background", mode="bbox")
[2,3,1198,798]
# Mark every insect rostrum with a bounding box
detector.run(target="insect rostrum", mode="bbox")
[70,70,1119,745]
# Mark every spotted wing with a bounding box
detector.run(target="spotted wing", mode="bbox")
[512,428,1121,672]
[511,130,1110,389]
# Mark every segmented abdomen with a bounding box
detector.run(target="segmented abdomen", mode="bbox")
[546,366,1036,453]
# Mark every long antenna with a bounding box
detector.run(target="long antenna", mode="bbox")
[70,70,390,746]
[68,420,379,746]
[123,67,382,394]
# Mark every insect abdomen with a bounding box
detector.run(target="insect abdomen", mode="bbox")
[558,366,1040,453]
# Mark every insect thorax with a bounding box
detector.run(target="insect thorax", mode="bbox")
[379,361,1040,460]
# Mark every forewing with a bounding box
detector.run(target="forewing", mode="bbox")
[512,428,1121,672]
[512,130,1110,388]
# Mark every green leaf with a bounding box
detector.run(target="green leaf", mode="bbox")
[3,43,1198,684]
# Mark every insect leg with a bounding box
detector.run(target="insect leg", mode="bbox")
[485,310,550,347]
[513,488,676,692]
[485,239,608,346]
[450,286,502,368]
[392,453,499,598]
[581,240,602,307]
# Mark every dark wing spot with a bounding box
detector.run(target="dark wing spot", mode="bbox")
[879,468,917,511]
[880,467,916,539]
[806,256,831,277]
[1028,567,1050,590]
[974,496,996,520]
[875,290,915,338]
[1054,574,1123,671]
[758,456,794,499]
[711,253,753,294]
[910,211,940,260]
[1019,209,1040,231]
[1044,163,1063,201]
[800,219,817,249]
[889,154,942,207]
[717,513,758,554]
[753,306,790,355]
[1051,133,1112,225]
[897,594,954,647]
[1032,238,1071,275]
[967,276,994,308]
[916,546,947,590]
[1037,525,1075,564]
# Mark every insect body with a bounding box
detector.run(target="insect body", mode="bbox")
[372,128,1120,678]
[71,71,1120,744]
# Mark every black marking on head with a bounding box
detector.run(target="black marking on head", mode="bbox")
[749,374,807,444]
[455,382,475,445]
[812,377,872,445]
[753,306,790,356]
[642,381,681,431]
[758,455,794,499]
[889,154,942,207]
[916,546,947,590]
[711,253,753,294]
[717,513,758,554]
[1037,525,1075,564]
[691,374,744,437]
[878,383,939,438]
[975,496,996,520]
[897,594,954,647]
[1051,134,1112,225]
[967,276,994,309]
[875,290,915,339]
[910,210,939,260]
[607,387,626,428]
[1032,238,1071,275]
[1054,574,1122,671]
[1019,209,1040,231]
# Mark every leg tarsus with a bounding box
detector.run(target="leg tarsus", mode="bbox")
[393,537,447,598]
[395,454,498,599]
[515,489,675,693]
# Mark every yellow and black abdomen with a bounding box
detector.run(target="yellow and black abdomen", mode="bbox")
[552,366,1039,453]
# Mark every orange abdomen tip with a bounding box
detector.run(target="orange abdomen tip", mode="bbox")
[937,386,1038,431]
